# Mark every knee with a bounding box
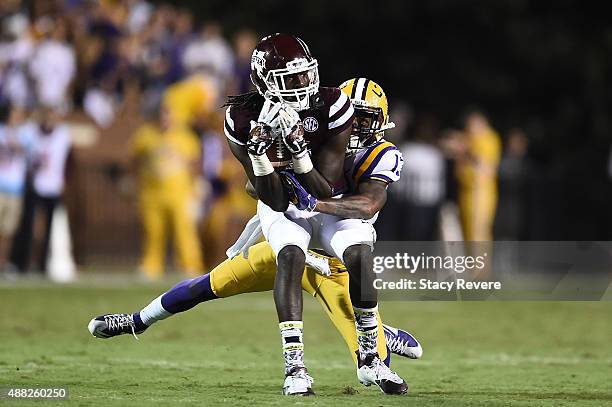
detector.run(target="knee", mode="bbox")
[278,245,305,262]
[342,244,371,272]
[277,245,306,272]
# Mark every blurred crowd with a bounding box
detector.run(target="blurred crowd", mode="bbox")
[1,1,609,281]
[0,104,72,277]
[0,0,258,278]
[379,106,537,244]
[0,0,257,120]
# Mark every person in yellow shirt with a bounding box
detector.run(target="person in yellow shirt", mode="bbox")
[164,74,257,267]
[163,74,256,268]
[200,141,257,269]
[130,105,203,279]
[455,110,502,241]
[162,73,218,131]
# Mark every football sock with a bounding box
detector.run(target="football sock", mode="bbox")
[137,295,171,329]
[279,321,305,374]
[354,306,379,360]
[136,273,218,330]
[160,274,217,313]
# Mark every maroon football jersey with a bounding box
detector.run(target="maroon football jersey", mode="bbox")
[224,87,354,168]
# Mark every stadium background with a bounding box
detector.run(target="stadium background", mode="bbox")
[2,0,612,275]
[183,0,612,240]
[1,1,611,406]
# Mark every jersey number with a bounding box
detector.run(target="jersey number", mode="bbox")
[391,154,403,176]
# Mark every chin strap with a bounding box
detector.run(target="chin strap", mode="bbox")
[380,121,396,131]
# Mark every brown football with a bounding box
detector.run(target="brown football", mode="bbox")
[267,135,292,169]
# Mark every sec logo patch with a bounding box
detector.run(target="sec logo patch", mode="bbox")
[303,117,319,132]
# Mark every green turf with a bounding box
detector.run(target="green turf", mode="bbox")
[0,281,611,406]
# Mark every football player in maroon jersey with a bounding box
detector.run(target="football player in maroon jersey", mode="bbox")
[88,66,411,395]
[223,33,354,395]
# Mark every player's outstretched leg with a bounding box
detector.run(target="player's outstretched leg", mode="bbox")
[88,273,217,339]
[275,245,314,396]
[383,324,423,359]
[343,244,408,395]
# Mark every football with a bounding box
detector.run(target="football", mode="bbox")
[267,135,292,169]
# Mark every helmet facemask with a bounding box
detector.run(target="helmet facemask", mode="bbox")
[347,103,395,152]
[259,58,319,111]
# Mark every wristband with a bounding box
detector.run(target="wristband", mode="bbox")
[249,153,274,176]
[292,151,313,174]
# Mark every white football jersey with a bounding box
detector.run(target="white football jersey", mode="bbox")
[343,140,404,193]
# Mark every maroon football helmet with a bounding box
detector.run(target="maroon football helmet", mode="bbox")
[250,33,320,111]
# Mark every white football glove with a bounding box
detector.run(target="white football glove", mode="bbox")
[256,99,285,134]
[247,100,284,155]
[251,101,307,155]
[258,99,281,122]
[277,105,301,134]
[277,105,307,155]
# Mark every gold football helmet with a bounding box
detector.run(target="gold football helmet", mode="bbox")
[340,78,395,151]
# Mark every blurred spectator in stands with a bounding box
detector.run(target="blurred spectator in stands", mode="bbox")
[81,1,126,127]
[393,115,445,240]
[32,107,72,272]
[375,101,413,240]
[455,109,501,241]
[494,128,531,240]
[0,0,28,40]
[199,115,256,269]
[136,4,173,102]
[130,102,203,280]
[10,107,72,273]
[231,29,258,95]
[125,0,153,35]
[162,71,218,134]
[28,16,75,110]
[0,0,35,108]
[166,8,194,84]
[199,129,224,216]
[182,21,234,99]
[0,104,36,275]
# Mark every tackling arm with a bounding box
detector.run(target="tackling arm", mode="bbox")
[315,180,388,220]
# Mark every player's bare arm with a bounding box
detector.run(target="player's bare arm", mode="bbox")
[245,180,257,198]
[315,180,387,219]
[228,138,289,211]
[298,124,352,198]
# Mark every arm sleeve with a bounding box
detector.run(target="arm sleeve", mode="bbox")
[359,147,404,185]
[223,106,245,145]
[327,90,354,136]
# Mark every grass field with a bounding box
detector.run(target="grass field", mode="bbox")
[0,279,611,406]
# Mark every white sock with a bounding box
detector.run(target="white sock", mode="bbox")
[354,306,379,360]
[279,321,305,374]
[139,295,172,326]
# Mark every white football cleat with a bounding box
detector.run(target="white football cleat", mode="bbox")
[88,313,143,340]
[283,366,314,396]
[357,353,408,395]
